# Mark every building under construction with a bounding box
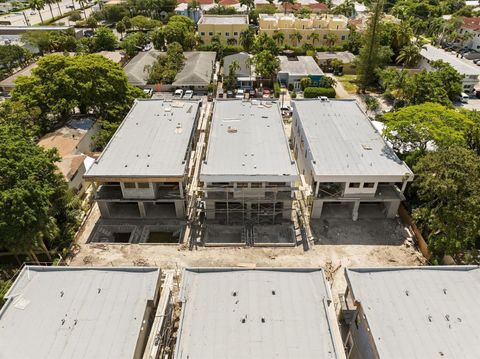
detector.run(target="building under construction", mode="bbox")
[200,100,299,245]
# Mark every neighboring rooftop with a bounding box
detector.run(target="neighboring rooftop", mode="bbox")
[420,44,480,76]
[38,117,97,181]
[0,266,160,359]
[198,14,248,25]
[292,99,413,180]
[85,99,200,180]
[124,49,161,86]
[200,100,299,181]
[124,50,215,87]
[316,51,356,64]
[223,52,256,78]
[172,51,216,87]
[278,56,324,76]
[346,266,480,358]
[175,268,344,359]
[461,16,480,31]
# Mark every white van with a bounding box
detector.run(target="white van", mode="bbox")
[460,92,469,103]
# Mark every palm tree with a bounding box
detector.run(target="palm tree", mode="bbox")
[239,28,254,52]
[55,0,62,16]
[273,30,285,46]
[291,31,302,46]
[278,0,295,14]
[45,0,55,19]
[29,0,45,24]
[307,32,319,46]
[325,32,337,51]
[76,0,87,18]
[396,43,423,68]
[240,0,254,12]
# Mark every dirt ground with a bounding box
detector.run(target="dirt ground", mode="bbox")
[69,205,426,301]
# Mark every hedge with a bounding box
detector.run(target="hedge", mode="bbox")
[273,82,280,98]
[303,87,336,98]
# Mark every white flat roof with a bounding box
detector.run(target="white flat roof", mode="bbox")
[175,268,344,359]
[85,99,200,179]
[420,44,480,76]
[292,99,413,181]
[346,266,480,358]
[199,15,248,25]
[200,100,299,182]
[0,266,160,359]
[279,56,324,76]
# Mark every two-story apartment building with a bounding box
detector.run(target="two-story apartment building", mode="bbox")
[291,99,413,221]
[419,44,480,94]
[200,100,299,245]
[197,15,249,44]
[259,14,349,47]
[84,99,201,222]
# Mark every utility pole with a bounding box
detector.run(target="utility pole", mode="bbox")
[22,11,30,26]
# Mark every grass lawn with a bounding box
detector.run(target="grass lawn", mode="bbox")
[337,74,358,94]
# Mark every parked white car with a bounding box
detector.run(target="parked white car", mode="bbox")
[183,90,193,99]
[174,89,183,98]
[235,89,244,99]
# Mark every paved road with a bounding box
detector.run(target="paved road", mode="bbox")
[1,0,93,25]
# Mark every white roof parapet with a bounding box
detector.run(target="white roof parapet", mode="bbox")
[85,99,200,179]
[292,99,413,182]
[200,100,299,183]
[0,266,161,359]
[345,266,480,358]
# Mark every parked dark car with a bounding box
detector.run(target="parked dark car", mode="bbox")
[226,90,234,98]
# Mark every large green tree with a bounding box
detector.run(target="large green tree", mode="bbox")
[253,50,280,80]
[0,124,81,254]
[11,54,144,134]
[413,146,480,262]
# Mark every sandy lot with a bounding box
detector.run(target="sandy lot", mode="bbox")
[69,205,425,300]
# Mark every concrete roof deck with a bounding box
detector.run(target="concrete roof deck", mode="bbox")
[198,14,248,25]
[85,99,200,180]
[175,268,344,359]
[346,266,480,358]
[420,44,480,76]
[292,99,413,181]
[200,100,299,182]
[0,266,160,359]
[278,56,324,77]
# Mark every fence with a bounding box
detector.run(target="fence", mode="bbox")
[398,204,430,261]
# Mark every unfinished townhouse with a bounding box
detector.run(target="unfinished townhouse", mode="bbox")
[342,266,480,359]
[291,99,413,220]
[175,268,346,359]
[200,100,299,245]
[84,99,201,244]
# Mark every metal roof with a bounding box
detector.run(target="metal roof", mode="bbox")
[199,15,248,24]
[420,44,480,76]
[345,266,480,358]
[124,50,161,86]
[85,99,200,179]
[223,52,257,78]
[278,56,324,76]
[292,99,413,181]
[200,100,299,182]
[0,266,160,359]
[175,268,344,359]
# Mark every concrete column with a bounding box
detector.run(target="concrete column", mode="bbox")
[282,200,291,219]
[401,181,408,193]
[246,202,252,219]
[138,202,147,218]
[174,200,185,218]
[352,201,360,221]
[179,181,184,198]
[98,202,111,218]
[386,200,400,218]
[315,181,320,197]
[205,200,215,220]
[311,200,323,219]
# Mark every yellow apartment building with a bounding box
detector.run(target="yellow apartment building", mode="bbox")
[258,13,350,47]
[198,15,249,44]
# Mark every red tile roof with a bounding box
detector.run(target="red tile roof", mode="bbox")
[462,17,480,31]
